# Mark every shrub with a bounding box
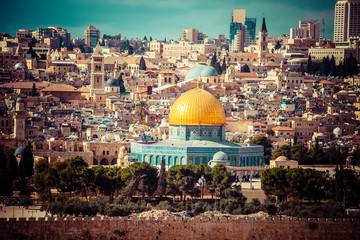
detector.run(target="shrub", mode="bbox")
[19,196,33,207]
[157,201,173,211]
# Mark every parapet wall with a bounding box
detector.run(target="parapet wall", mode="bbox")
[1,216,359,240]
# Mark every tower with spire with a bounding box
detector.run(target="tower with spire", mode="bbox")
[258,16,269,64]
[90,42,105,98]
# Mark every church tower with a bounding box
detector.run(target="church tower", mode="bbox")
[14,98,26,141]
[90,42,105,98]
[258,16,268,64]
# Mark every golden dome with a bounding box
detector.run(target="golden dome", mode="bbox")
[169,88,226,126]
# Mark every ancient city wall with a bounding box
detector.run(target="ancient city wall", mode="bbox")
[1,216,359,240]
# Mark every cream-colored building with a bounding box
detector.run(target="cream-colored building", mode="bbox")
[163,41,216,57]
[270,156,298,169]
[334,0,360,43]
[308,47,359,64]
[179,27,207,44]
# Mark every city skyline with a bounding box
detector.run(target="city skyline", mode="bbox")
[1,0,344,40]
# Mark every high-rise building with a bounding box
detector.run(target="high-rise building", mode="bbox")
[33,27,71,49]
[334,0,360,42]
[290,20,320,40]
[229,9,257,52]
[244,18,257,46]
[229,22,246,52]
[85,25,100,48]
[179,27,207,44]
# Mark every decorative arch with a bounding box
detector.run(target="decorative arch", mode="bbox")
[100,158,109,165]
[111,158,117,165]
[156,156,160,165]
[167,156,172,166]
[92,135,98,139]
[150,155,154,164]
[175,157,179,165]
[93,158,98,165]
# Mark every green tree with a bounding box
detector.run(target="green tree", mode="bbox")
[149,36,153,41]
[166,165,200,201]
[127,45,134,55]
[330,55,337,76]
[31,83,37,96]
[210,54,217,68]
[221,57,227,73]
[209,164,234,199]
[261,168,289,202]
[241,64,250,73]
[17,142,35,195]
[156,159,167,198]
[135,100,149,121]
[0,144,17,196]
[306,54,312,74]
[118,75,126,93]
[121,162,158,199]
[249,136,272,163]
[139,56,146,71]
[143,36,147,41]
[34,158,53,201]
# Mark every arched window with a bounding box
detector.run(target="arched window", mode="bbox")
[195,157,200,165]
[167,156,172,165]
[100,158,109,165]
[111,158,117,165]
[150,156,154,164]
[175,157,179,165]
[93,159,98,165]
[156,156,160,165]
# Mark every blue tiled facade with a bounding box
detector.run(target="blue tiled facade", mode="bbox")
[130,138,265,167]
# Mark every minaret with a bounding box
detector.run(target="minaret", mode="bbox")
[258,16,268,64]
[14,98,26,141]
[15,45,24,57]
[90,42,105,98]
[113,61,120,79]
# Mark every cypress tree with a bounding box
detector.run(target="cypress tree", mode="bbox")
[31,83,37,96]
[210,54,217,68]
[139,56,146,71]
[221,57,227,73]
[18,142,34,178]
[118,75,126,93]
[330,55,337,76]
[127,45,134,55]
[306,54,312,74]
[156,159,167,198]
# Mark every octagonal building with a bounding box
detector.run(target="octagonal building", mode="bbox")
[130,85,264,167]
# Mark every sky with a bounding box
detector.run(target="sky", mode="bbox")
[0,0,342,40]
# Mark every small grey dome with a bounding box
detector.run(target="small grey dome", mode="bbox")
[213,151,228,161]
[15,147,25,155]
[106,78,120,87]
[15,63,24,69]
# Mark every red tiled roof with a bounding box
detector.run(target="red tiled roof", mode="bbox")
[248,122,267,126]
[273,126,295,131]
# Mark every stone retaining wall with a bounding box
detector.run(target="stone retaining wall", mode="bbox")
[1,216,359,240]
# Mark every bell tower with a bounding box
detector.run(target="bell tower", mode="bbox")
[258,16,268,64]
[90,42,105,98]
[14,98,26,141]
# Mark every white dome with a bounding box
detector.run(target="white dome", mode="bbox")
[333,127,342,136]
[15,63,24,69]
[275,156,289,161]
